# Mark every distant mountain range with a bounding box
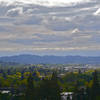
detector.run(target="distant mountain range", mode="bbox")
[0,55,100,64]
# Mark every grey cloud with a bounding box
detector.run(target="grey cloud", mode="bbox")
[6,7,23,17]
[0,0,100,55]
[0,17,14,23]
[0,25,12,32]
[14,15,43,25]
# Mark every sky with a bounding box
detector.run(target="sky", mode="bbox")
[0,0,100,56]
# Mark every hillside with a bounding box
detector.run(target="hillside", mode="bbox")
[0,55,100,64]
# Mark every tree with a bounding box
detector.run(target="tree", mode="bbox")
[25,74,35,100]
[38,72,61,100]
[38,78,50,100]
[91,70,100,100]
[86,86,91,100]
[48,72,61,100]
[67,94,71,100]
[72,80,79,100]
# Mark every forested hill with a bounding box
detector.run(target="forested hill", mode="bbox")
[0,55,100,64]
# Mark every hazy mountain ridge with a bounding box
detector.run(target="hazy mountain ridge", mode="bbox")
[0,55,100,64]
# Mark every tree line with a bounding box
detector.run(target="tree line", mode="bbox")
[0,70,100,100]
[24,70,100,100]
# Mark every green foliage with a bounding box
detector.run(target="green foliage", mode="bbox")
[90,70,100,100]
[0,66,99,100]
[25,74,35,100]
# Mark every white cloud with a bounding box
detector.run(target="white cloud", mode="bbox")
[0,0,100,56]
[0,34,17,40]
[0,0,91,7]
[72,28,80,33]
[6,7,23,16]
[94,8,100,16]
[1,45,100,52]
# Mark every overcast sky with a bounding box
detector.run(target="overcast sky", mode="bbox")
[0,0,100,56]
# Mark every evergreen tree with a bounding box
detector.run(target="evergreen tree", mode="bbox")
[38,78,50,100]
[91,70,100,100]
[86,86,91,100]
[25,74,35,100]
[67,94,71,100]
[79,88,86,100]
[48,72,61,100]
[39,72,61,100]
[72,81,79,100]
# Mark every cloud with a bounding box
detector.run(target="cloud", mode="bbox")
[1,44,100,53]
[72,28,80,33]
[14,15,43,25]
[0,0,100,56]
[25,8,39,15]
[42,16,75,31]
[6,7,23,17]
[0,0,92,7]
[0,34,17,40]
[94,8,100,16]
